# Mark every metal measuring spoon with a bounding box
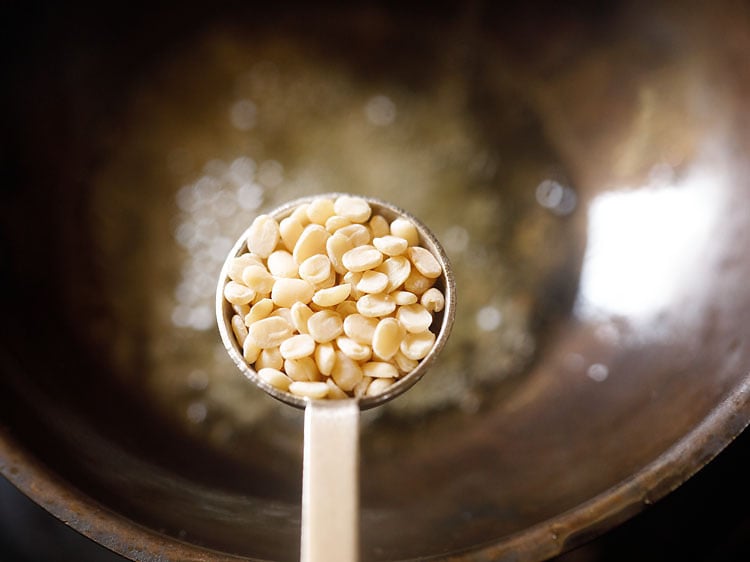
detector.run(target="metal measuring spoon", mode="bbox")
[216,194,456,562]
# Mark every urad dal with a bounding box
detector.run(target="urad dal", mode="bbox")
[221,195,446,399]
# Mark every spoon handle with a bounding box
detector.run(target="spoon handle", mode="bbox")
[302,400,360,562]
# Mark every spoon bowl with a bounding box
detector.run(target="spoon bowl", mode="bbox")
[216,193,457,409]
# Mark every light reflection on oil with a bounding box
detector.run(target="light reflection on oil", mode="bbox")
[364,95,397,126]
[442,225,470,255]
[476,305,503,332]
[171,156,266,331]
[535,179,577,216]
[258,160,284,187]
[230,99,257,131]
[576,160,727,325]
[586,363,609,382]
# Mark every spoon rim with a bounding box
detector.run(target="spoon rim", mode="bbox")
[216,192,456,410]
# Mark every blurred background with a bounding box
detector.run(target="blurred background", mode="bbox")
[2,0,750,561]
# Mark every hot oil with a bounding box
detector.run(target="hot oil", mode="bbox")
[81,25,583,463]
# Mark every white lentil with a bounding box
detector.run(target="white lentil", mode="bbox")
[267,250,299,278]
[368,214,390,238]
[284,357,320,382]
[247,316,293,348]
[371,317,403,360]
[342,245,384,272]
[312,283,352,307]
[356,293,396,317]
[271,278,315,308]
[290,302,314,334]
[366,378,394,397]
[314,269,337,290]
[337,223,371,246]
[314,342,337,376]
[243,337,261,364]
[326,232,354,275]
[231,314,249,346]
[289,381,329,399]
[396,303,433,333]
[244,298,274,326]
[228,253,264,282]
[299,254,332,286]
[373,235,408,256]
[307,310,344,342]
[400,330,436,360]
[356,270,389,294]
[363,361,399,379]
[335,336,372,362]
[353,376,372,398]
[279,334,316,360]
[407,246,442,279]
[376,256,411,292]
[343,271,362,295]
[269,307,293,325]
[258,368,292,392]
[233,302,251,317]
[325,379,349,400]
[393,350,419,373]
[324,215,352,233]
[343,314,378,344]
[404,268,435,296]
[256,346,283,370]
[279,216,304,252]
[420,287,445,312]
[293,224,330,264]
[306,197,335,225]
[224,281,255,306]
[392,290,418,305]
[335,300,359,317]
[246,214,280,258]
[334,195,372,223]
[331,351,364,391]
[290,203,311,226]
[348,282,363,301]
[390,217,419,246]
[241,265,275,295]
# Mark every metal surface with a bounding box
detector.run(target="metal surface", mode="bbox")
[2,1,750,561]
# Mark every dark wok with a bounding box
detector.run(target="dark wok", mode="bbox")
[1,1,750,561]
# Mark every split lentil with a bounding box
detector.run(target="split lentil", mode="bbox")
[222,195,446,399]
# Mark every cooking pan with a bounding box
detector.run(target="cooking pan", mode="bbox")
[1,1,749,560]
